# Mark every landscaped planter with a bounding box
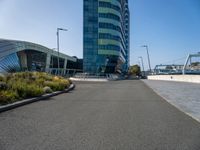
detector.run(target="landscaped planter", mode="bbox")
[0,72,73,106]
[0,84,75,113]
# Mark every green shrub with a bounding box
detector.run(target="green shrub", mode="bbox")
[35,78,46,86]
[44,81,64,91]
[0,91,19,105]
[0,72,71,105]
[25,84,44,98]
[13,72,32,79]
[35,72,53,81]
[43,86,53,93]
[43,74,53,81]
[11,81,44,98]
[59,79,70,88]
[43,78,70,91]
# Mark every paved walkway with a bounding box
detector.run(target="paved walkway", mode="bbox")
[143,80,200,122]
[0,80,200,150]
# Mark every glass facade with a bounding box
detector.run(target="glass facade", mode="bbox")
[0,53,21,73]
[23,50,47,71]
[0,39,78,74]
[83,0,130,74]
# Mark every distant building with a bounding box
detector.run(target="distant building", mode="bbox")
[0,39,82,75]
[83,0,130,74]
[154,64,183,75]
[191,62,200,70]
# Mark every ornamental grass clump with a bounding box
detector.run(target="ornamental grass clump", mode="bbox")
[0,91,19,104]
[10,81,44,98]
[59,79,70,88]
[44,81,66,91]
[43,76,70,91]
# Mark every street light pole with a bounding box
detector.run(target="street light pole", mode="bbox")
[138,56,145,76]
[57,28,68,75]
[141,45,152,73]
[57,29,60,73]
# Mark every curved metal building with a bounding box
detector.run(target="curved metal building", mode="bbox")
[0,39,78,75]
[83,0,130,74]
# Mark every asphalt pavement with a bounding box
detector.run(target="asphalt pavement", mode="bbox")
[0,80,200,150]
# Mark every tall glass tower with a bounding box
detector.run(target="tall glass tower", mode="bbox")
[83,0,130,74]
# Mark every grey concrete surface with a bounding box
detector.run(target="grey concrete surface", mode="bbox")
[0,80,200,150]
[143,80,200,122]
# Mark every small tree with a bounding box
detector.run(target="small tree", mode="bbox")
[128,65,141,76]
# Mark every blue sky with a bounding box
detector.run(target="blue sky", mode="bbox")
[0,0,200,70]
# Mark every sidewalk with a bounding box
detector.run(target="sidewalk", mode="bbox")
[143,80,200,122]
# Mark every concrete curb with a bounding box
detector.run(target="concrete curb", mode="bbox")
[0,84,75,113]
[70,77,119,82]
[70,77,109,82]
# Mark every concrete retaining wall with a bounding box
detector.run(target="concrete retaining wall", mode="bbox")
[70,77,109,82]
[147,75,200,83]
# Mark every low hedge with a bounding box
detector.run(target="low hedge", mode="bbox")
[0,72,72,105]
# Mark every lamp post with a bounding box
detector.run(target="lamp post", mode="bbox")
[57,28,68,75]
[141,45,152,73]
[138,56,145,76]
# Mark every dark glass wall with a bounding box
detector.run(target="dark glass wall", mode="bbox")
[25,50,47,71]
[83,0,130,74]
[83,0,99,73]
